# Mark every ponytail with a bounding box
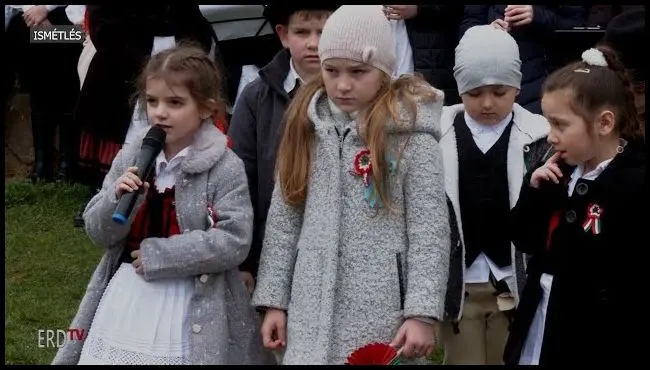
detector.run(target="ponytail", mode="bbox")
[542,46,644,141]
[361,74,438,213]
[275,75,320,209]
[598,45,644,140]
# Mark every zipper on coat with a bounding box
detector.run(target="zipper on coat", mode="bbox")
[334,127,351,159]
[396,253,405,310]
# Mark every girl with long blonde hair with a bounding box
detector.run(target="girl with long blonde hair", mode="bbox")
[252,5,450,365]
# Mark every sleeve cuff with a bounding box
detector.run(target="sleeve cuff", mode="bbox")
[255,305,287,313]
[408,316,440,325]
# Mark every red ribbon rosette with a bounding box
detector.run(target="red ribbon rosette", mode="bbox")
[206,204,218,229]
[582,203,603,235]
[351,148,372,186]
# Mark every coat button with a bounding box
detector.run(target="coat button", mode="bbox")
[565,210,577,223]
[192,324,202,333]
[575,182,588,196]
[199,274,208,283]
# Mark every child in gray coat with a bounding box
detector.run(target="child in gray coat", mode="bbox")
[53,45,271,365]
[252,5,450,365]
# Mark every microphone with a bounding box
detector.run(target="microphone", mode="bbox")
[112,125,167,224]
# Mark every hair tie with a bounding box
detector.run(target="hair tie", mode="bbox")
[581,48,608,67]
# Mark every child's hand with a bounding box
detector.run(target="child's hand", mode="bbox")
[240,271,255,295]
[390,318,436,359]
[23,5,49,27]
[530,151,564,189]
[382,5,418,20]
[131,250,143,275]
[115,166,150,198]
[491,18,511,32]
[505,5,534,28]
[261,309,287,350]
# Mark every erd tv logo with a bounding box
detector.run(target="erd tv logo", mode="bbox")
[37,329,86,348]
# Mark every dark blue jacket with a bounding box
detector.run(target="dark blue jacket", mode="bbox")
[405,5,464,105]
[227,49,294,278]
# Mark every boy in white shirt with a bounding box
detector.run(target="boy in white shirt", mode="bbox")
[437,25,550,364]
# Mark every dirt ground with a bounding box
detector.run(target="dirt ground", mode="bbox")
[5,93,34,179]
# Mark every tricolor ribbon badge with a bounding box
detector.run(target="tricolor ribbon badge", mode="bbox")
[351,148,372,186]
[582,203,603,235]
[206,204,218,229]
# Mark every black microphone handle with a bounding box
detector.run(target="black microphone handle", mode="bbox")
[133,145,160,184]
[112,145,161,224]
[113,189,140,225]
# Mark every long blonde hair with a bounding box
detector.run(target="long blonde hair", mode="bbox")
[276,72,439,210]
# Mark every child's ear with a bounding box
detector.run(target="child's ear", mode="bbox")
[275,24,290,49]
[200,99,218,120]
[596,109,616,136]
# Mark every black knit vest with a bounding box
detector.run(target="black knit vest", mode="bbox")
[455,112,514,268]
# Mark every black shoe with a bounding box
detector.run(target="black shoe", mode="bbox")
[55,161,72,184]
[29,161,44,184]
[73,212,85,228]
[29,161,53,184]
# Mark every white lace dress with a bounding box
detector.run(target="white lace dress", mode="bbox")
[77,262,194,365]
[78,156,194,365]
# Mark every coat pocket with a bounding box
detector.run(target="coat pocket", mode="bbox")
[396,253,405,310]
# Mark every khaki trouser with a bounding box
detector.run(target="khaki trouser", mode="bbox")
[271,348,285,364]
[440,283,510,365]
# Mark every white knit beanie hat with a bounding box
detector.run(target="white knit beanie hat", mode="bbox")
[454,25,522,95]
[318,5,396,76]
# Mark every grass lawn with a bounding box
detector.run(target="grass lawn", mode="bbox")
[4,179,444,365]
[5,180,101,364]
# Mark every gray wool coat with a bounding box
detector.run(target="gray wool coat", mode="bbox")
[52,122,273,365]
[439,103,550,321]
[251,89,451,365]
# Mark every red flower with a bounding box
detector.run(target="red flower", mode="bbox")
[351,148,372,186]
